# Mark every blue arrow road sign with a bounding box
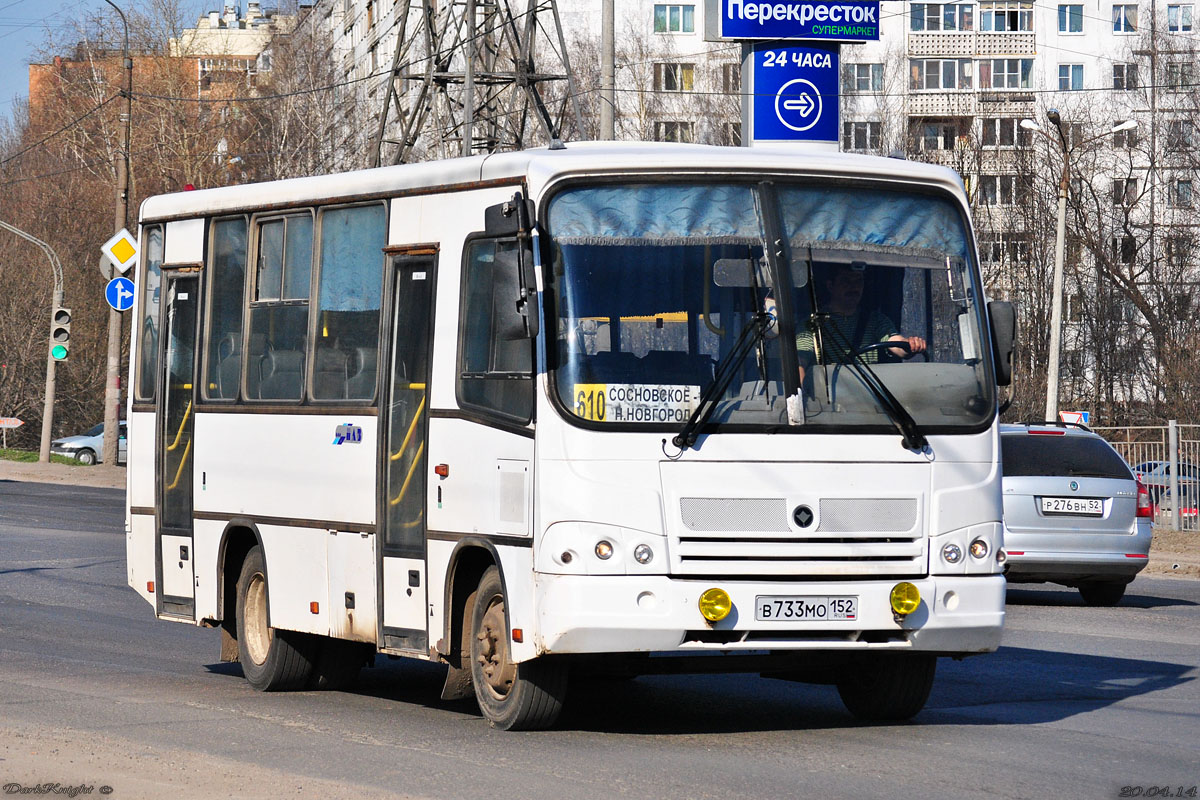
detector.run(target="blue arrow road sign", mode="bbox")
[749,42,839,143]
[106,276,136,312]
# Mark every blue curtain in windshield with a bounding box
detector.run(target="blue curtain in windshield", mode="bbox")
[549,184,761,245]
[779,186,968,258]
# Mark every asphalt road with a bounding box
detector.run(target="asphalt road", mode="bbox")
[1,478,1197,800]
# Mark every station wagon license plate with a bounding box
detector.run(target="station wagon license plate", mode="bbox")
[755,595,857,621]
[1041,496,1104,516]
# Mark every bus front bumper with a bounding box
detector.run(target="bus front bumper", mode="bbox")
[533,574,1005,656]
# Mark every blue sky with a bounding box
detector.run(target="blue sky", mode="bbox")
[0,0,207,125]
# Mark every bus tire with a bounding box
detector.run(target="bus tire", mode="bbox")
[836,653,936,722]
[235,545,315,691]
[1079,581,1126,607]
[468,566,566,730]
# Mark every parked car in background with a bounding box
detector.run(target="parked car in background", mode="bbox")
[1001,423,1153,606]
[1132,459,1199,512]
[50,422,127,466]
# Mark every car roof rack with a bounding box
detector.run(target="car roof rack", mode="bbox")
[1015,420,1093,432]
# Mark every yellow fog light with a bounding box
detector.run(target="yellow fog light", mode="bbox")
[889,582,921,616]
[698,588,733,622]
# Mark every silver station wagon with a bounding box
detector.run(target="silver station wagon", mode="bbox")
[1001,423,1153,606]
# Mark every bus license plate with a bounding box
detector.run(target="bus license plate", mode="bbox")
[755,595,857,622]
[1041,497,1104,516]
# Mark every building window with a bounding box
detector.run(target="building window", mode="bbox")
[1112,63,1138,89]
[981,117,1030,147]
[1112,177,1138,206]
[655,120,694,142]
[979,175,1028,205]
[722,63,741,93]
[1167,236,1193,267]
[1173,179,1193,207]
[843,63,884,93]
[980,234,1030,263]
[910,3,975,31]
[1112,4,1137,31]
[655,63,695,92]
[653,4,695,33]
[843,121,882,151]
[910,59,973,90]
[1168,4,1193,30]
[1058,64,1083,90]
[723,121,742,146]
[1113,123,1138,148]
[366,0,374,28]
[978,58,1032,89]
[1168,119,1194,150]
[1166,63,1194,91]
[980,1,1034,31]
[914,118,965,150]
[1113,235,1136,263]
[1058,3,1083,31]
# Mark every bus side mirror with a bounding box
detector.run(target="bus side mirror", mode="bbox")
[493,245,539,340]
[988,300,1015,386]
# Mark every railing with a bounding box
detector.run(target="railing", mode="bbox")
[1094,421,1198,531]
[165,396,192,492]
[388,384,426,529]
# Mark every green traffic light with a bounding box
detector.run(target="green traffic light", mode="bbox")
[51,345,68,360]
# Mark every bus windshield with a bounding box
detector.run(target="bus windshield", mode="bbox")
[546,181,994,434]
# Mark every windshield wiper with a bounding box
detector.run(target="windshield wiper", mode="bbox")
[672,311,774,451]
[814,314,928,451]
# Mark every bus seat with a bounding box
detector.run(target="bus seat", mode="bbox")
[346,347,378,399]
[246,333,267,399]
[579,351,641,383]
[259,349,305,399]
[216,333,241,399]
[313,347,348,400]
[639,351,715,386]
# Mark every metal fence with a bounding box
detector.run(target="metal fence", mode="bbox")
[1094,421,1200,531]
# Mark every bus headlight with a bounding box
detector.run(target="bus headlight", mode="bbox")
[594,540,613,560]
[942,543,963,564]
[633,544,654,564]
[698,588,732,622]
[969,539,989,560]
[890,582,921,616]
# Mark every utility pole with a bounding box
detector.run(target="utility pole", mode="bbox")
[600,0,615,139]
[0,220,65,463]
[102,0,132,468]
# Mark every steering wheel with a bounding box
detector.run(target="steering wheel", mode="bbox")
[853,340,916,360]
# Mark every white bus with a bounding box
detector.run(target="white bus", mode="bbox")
[126,142,1015,730]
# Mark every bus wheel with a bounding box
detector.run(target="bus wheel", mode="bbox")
[835,653,936,722]
[236,545,315,691]
[468,566,566,730]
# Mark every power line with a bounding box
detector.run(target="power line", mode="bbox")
[0,91,117,166]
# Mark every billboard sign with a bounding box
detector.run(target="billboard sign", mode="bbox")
[706,0,881,42]
[747,41,840,144]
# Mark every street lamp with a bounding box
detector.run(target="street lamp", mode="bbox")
[1019,110,1138,423]
[101,0,133,468]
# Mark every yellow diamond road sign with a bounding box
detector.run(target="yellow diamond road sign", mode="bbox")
[101,228,139,274]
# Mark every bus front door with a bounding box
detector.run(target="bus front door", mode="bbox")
[380,253,436,652]
[157,273,198,618]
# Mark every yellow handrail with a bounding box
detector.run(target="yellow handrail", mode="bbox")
[390,395,426,462]
[389,442,424,507]
[166,400,192,452]
[165,439,191,490]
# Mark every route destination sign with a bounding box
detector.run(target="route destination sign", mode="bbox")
[705,0,880,42]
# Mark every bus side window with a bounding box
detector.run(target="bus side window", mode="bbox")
[247,213,312,401]
[203,217,248,400]
[135,225,164,402]
[457,238,534,421]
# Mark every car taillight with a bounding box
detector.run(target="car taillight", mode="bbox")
[1136,480,1153,518]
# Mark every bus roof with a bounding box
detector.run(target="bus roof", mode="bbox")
[138,142,969,223]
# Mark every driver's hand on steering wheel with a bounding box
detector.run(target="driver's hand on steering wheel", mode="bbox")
[888,334,926,359]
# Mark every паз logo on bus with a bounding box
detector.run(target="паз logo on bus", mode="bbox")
[333,423,363,445]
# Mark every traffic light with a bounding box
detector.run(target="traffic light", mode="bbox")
[50,307,71,361]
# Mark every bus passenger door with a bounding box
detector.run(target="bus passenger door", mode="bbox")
[157,274,198,618]
[380,253,436,652]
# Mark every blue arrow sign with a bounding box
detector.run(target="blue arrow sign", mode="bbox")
[749,42,840,143]
[106,276,136,312]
